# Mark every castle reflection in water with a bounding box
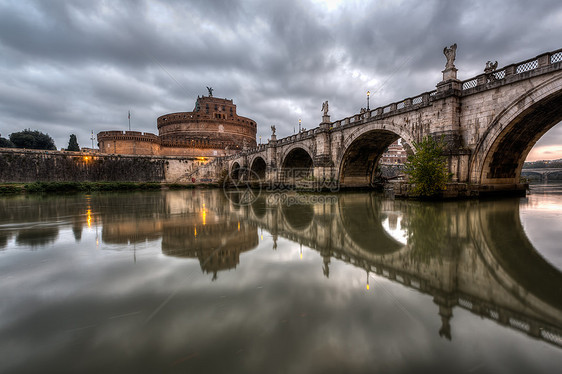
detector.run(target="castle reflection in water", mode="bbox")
[1,190,561,348]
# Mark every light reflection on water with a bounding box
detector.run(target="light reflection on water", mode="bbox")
[520,182,562,270]
[0,186,561,373]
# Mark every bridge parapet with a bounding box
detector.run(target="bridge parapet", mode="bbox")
[330,90,436,129]
[462,48,562,91]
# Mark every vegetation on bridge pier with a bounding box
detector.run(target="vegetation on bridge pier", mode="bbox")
[405,136,451,198]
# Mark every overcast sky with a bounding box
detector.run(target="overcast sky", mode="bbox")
[1,0,561,160]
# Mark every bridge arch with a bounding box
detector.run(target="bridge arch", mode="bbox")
[249,156,267,181]
[470,75,562,185]
[280,145,314,183]
[337,124,414,188]
[230,161,241,180]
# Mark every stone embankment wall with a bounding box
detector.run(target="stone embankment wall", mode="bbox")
[0,149,211,183]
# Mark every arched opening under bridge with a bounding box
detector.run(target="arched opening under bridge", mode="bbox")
[339,130,404,188]
[281,148,313,184]
[231,162,241,180]
[250,156,267,181]
[474,81,562,185]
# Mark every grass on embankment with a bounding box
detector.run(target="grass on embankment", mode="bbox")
[0,181,217,194]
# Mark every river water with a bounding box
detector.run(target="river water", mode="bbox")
[0,184,561,373]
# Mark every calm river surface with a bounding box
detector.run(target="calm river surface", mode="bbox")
[1,184,561,373]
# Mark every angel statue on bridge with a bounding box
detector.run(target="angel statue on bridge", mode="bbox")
[270,125,276,136]
[443,43,457,69]
[484,60,498,73]
[321,100,329,116]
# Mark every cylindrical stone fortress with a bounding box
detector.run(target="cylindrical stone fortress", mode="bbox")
[97,95,257,157]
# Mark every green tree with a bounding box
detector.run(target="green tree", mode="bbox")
[405,136,450,197]
[67,134,80,151]
[9,129,56,150]
[0,137,15,148]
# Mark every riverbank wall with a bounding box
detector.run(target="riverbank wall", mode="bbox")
[388,181,527,199]
[0,148,214,183]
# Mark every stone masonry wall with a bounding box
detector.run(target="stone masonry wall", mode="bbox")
[0,149,211,183]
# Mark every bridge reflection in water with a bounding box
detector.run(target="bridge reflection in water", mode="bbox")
[223,192,562,348]
[1,190,561,352]
[73,190,562,349]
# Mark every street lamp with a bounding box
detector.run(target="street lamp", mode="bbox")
[299,119,301,133]
[367,91,370,111]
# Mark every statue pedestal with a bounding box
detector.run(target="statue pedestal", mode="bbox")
[442,67,458,81]
[269,135,277,142]
[436,78,462,94]
[320,122,330,130]
[321,115,331,124]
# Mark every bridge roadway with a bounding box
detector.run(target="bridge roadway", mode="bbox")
[190,47,562,195]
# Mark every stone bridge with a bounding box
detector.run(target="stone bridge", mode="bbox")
[521,168,562,181]
[217,47,562,194]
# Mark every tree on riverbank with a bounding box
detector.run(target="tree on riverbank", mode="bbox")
[0,137,15,148]
[9,129,56,150]
[66,134,80,151]
[405,136,450,197]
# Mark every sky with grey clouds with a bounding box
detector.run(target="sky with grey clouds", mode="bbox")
[1,0,561,160]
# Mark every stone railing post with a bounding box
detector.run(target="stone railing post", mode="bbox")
[422,93,430,105]
[504,64,516,77]
[390,103,397,112]
[404,98,413,108]
[477,74,487,85]
[537,53,551,67]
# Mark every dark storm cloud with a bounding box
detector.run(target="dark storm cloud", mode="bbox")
[0,0,561,156]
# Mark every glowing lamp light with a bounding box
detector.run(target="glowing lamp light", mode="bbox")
[86,209,92,228]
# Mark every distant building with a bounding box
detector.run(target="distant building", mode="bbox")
[380,139,408,165]
[97,94,257,157]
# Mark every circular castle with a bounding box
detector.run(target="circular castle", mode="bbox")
[98,93,257,157]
